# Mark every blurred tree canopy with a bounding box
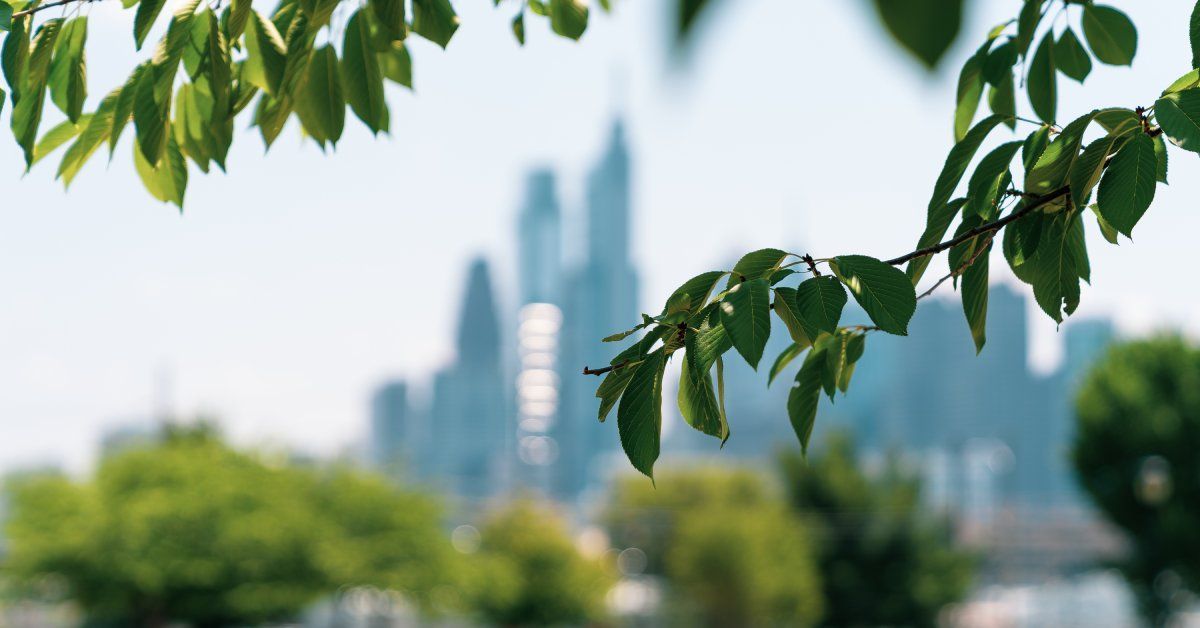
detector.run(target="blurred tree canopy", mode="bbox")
[1074,336,1200,627]
[2,424,459,626]
[467,499,613,627]
[780,434,973,628]
[606,467,823,627]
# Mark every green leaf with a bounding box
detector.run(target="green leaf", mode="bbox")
[369,0,405,39]
[1082,4,1136,66]
[134,0,167,50]
[1055,28,1091,82]
[1096,133,1157,238]
[133,136,187,207]
[1022,124,1051,171]
[688,305,732,375]
[727,248,788,288]
[1025,110,1099,195]
[678,353,728,443]
[1028,213,1081,323]
[32,115,86,165]
[110,64,144,155]
[771,287,811,345]
[132,63,169,165]
[205,12,230,118]
[412,0,459,48]
[665,270,725,314]
[1163,69,1200,97]
[1027,33,1056,124]
[1068,210,1090,283]
[908,115,1005,284]
[1016,0,1043,57]
[1068,128,1134,210]
[983,39,1017,85]
[675,0,712,47]
[947,213,983,276]
[965,140,1022,219]
[1155,89,1200,154]
[838,333,866,394]
[719,278,771,369]
[58,88,117,185]
[549,0,588,40]
[596,363,636,423]
[12,19,62,168]
[2,14,30,104]
[243,10,287,96]
[1090,203,1120,245]
[512,12,524,45]
[987,72,1016,127]
[48,17,86,123]
[342,10,388,135]
[954,47,984,141]
[870,0,963,69]
[617,350,665,479]
[225,0,253,41]
[0,3,12,32]
[793,276,846,340]
[149,0,200,96]
[1094,107,1139,133]
[1003,209,1046,279]
[1153,134,1168,184]
[278,11,313,99]
[1192,0,1200,69]
[296,45,344,146]
[787,346,825,455]
[961,235,990,353]
[379,42,413,89]
[768,342,804,387]
[831,255,917,336]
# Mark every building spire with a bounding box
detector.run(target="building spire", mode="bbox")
[455,257,501,368]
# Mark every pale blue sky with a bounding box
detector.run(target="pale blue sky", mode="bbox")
[1,0,1196,472]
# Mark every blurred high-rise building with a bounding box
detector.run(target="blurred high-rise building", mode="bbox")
[368,380,423,479]
[428,257,511,500]
[514,170,565,489]
[555,119,640,502]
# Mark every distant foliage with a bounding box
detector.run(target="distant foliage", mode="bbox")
[467,499,613,627]
[593,1,1200,478]
[1074,336,1200,626]
[1,424,459,625]
[605,467,824,627]
[780,434,973,628]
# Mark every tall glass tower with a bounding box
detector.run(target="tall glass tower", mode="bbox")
[429,257,510,500]
[556,119,640,502]
[514,170,565,486]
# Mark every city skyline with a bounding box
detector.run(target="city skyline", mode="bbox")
[4,2,1197,475]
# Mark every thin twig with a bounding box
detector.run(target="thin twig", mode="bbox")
[13,0,93,19]
[884,185,1069,267]
[583,361,628,377]
[917,232,995,301]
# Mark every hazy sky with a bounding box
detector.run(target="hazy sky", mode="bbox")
[2,0,1197,473]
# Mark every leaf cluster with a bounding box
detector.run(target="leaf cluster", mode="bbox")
[0,0,600,206]
[596,0,1200,477]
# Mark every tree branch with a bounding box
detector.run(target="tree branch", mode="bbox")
[884,185,1070,267]
[13,0,95,19]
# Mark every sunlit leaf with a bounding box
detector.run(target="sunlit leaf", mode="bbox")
[831,255,916,336]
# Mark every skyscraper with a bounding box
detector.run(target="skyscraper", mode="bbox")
[514,170,565,487]
[555,119,640,502]
[368,380,420,478]
[428,257,511,500]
